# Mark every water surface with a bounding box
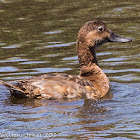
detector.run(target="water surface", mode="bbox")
[0,0,140,139]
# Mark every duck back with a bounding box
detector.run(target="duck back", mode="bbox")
[0,73,98,99]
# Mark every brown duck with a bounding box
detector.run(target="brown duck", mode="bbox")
[0,20,132,99]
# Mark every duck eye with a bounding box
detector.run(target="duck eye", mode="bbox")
[98,26,104,32]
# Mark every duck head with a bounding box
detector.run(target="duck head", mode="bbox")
[77,20,132,48]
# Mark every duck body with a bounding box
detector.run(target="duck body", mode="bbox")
[0,73,99,99]
[0,20,132,99]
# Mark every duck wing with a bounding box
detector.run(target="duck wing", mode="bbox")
[0,73,98,99]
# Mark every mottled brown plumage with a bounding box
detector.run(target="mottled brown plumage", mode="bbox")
[0,20,132,99]
[0,73,99,99]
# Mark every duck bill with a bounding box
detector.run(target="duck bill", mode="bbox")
[109,31,132,43]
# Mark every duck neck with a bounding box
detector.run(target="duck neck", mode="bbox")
[77,41,110,97]
[77,41,99,76]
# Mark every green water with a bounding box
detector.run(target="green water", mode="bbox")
[0,0,140,139]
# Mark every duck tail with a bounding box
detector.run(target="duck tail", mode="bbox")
[0,80,14,89]
[0,80,27,98]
